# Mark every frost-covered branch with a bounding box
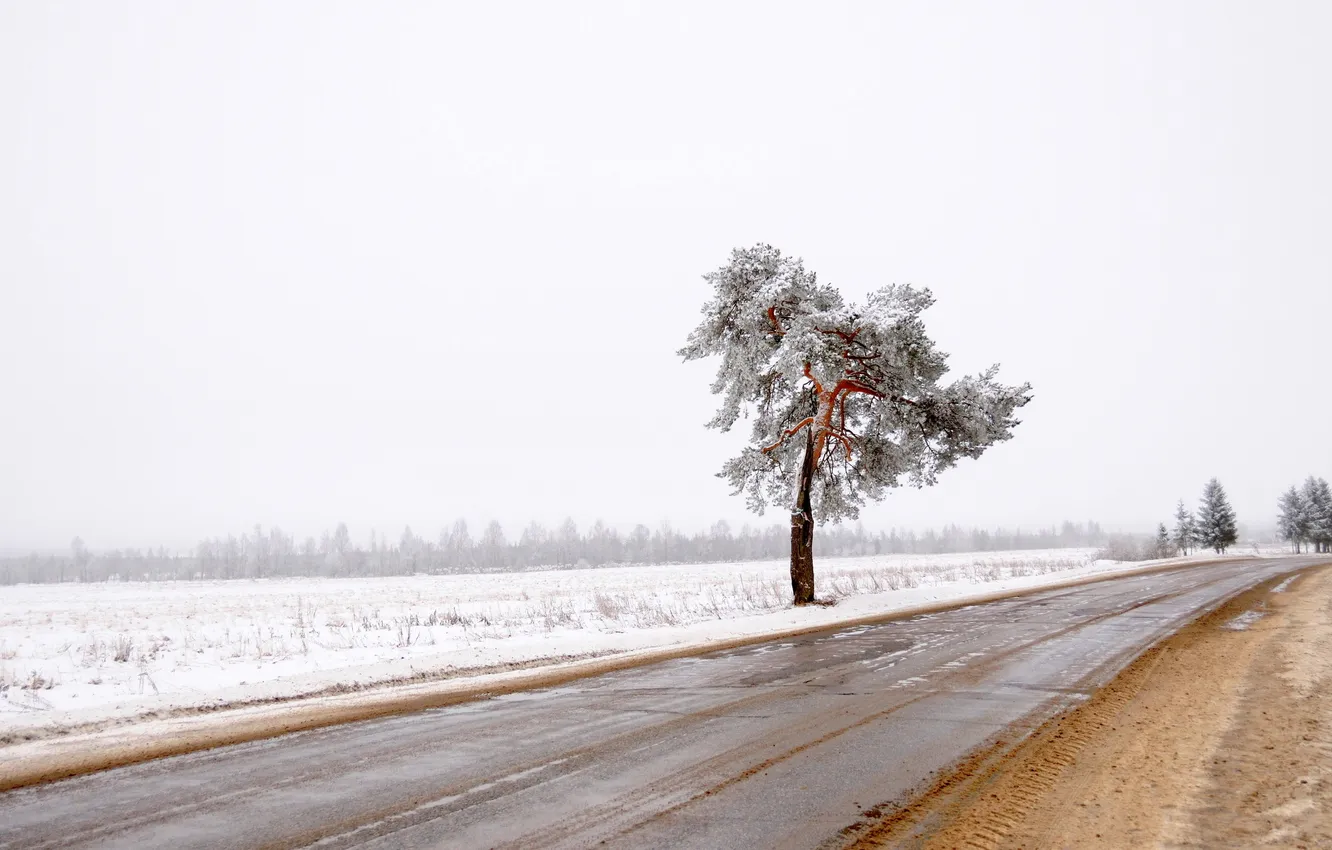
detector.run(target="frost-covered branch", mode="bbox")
[760,418,816,454]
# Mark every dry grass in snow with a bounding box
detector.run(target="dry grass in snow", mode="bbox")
[0,548,1148,730]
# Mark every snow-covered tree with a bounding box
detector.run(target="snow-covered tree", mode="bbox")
[331,522,352,555]
[680,244,1032,603]
[480,520,507,569]
[1196,478,1238,554]
[1154,522,1174,558]
[1171,500,1197,556]
[444,519,472,569]
[557,517,580,566]
[1302,476,1332,554]
[1277,485,1310,553]
[520,521,549,565]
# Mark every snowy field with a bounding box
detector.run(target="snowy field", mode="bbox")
[0,548,1256,736]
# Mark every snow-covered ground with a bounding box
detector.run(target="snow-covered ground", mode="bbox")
[0,548,1269,737]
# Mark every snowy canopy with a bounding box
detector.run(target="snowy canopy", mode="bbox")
[681,244,1032,523]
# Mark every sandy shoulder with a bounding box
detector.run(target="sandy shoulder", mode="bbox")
[1183,565,1332,848]
[847,562,1332,849]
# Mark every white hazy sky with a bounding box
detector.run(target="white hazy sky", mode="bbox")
[2,1,1329,551]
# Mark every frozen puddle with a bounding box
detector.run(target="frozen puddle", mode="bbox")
[1224,609,1265,631]
[1272,575,1301,593]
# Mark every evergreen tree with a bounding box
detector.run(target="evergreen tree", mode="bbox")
[1171,499,1197,556]
[1302,476,1332,554]
[1277,485,1310,553]
[1154,522,1174,559]
[1196,478,1238,554]
[680,244,1031,603]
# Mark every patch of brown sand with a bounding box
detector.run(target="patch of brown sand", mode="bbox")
[844,563,1332,849]
[1182,566,1332,849]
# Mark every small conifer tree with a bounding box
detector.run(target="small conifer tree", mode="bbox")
[1196,478,1238,554]
[1171,499,1196,556]
[1154,522,1174,558]
[1277,485,1309,553]
[1302,477,1332,554]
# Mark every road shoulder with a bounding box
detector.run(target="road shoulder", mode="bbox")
[846,562,1332,849]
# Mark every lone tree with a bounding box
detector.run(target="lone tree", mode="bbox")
[1196,478,1238,554]
[680,244,1031,604]
[1171,499,1197,556]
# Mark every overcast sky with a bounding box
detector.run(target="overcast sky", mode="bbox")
[2,1,1329,551]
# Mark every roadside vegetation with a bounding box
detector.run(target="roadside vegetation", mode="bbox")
[1105,477,1241,562]
[1277,476,1332,553]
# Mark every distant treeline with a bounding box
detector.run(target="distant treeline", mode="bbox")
[3,520,1112,585]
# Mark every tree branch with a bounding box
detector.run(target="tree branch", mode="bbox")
[831,379,884,400]
[803,362,824,395]
[816,327,861,344]
[825,430,854,460]
[760,417,815,454]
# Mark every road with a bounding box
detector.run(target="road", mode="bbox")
[0,557,1318,850]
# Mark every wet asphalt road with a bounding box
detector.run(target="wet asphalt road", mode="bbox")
[0,557,1319,850]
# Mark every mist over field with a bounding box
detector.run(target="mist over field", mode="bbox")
[2,2,1328,554]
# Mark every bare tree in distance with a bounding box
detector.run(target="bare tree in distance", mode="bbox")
[680,244,1032,604]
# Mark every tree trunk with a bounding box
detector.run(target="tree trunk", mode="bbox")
[790,429,816,605]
